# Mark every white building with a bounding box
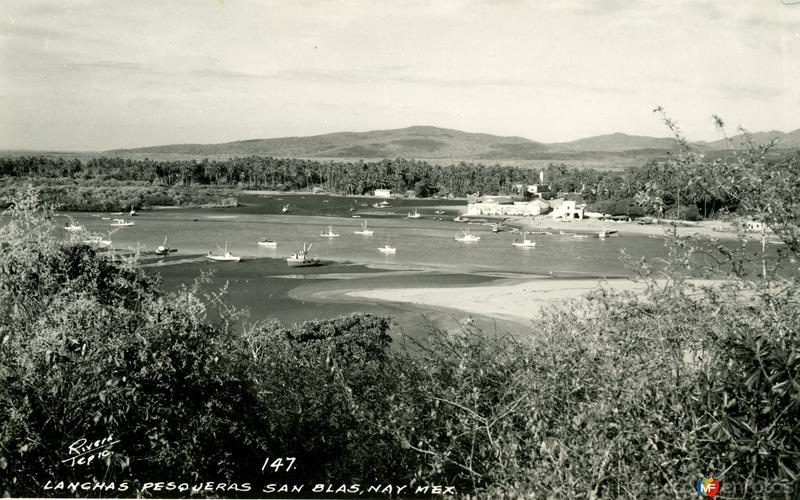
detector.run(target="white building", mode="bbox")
[550,200,586,220]
[374,189,392,198]
[466,199,551,216]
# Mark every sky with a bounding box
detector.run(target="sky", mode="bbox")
[1,0,799,151]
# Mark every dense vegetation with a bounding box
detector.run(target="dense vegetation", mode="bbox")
[2,144,796,218]
[1,118,798,498]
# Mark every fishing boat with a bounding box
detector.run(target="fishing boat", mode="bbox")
[434,210,446,215]
[378,237,396,254]
[83,237,112,248]
[64,222,84,232]
[406,209,422,219]
[598,225,617,239]
[455,228,480,242]
[207,242,240,262]
[110,218,134,227]
[372,200,392,208]
[354,220,374,236]
[287,242,320,267]
[320,225,340,238]
[512,232,536,248]
[155,237,174,255]
[281,203,290,213]
[257,237,278,248]
[453,215,467,222]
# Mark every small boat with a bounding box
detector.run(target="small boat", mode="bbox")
[83,237,112,248]
[455,228,480,242]
[207,242,240,262]
[129,206,137,217]
[320,225,340,238]
[434,210,446,215]
[453,215,467,222]
[110,218,134,227]
[257,237,278,248]
[354,221,374,236]
[287,242,320,267]
[491,223,501,233]
[351,215,362,218]
[573,234,589,239]
[360,203,368,207]
[155,237,176,255]
[598,225,618,239]
[64,222,84,232]
[406,209,422,219]
[512,232,536,248]
[372,201,392,208]
[378,237,396,254]
[281,203,290,213]
[559,231,576,236]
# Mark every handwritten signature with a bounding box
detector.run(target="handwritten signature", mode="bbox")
[61,434,118,467]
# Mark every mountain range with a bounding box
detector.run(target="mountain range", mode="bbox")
[109,125,800,160]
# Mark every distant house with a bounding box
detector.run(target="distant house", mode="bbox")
[745,219,766,232]
[512,184,553,199]
[466,198,551,216]
[374,189,392,198]
[550,200,586,220]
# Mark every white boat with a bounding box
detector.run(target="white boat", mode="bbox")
[434,210,446,215]
[155,237,174,255]
[320,225,340,238]
[598,225,617,239]
[129,206,137,217]
[354,221,374,236]
[207,242,240,262]
[287,242,320,267]
[372,201,392,208]
[257,237,278,248]
[491,223,501,233]
[512,232,536,248]
[406,209,422,219]
[559,230,576,236]
[83,237,112,248]
[64,223,84,232]
[281,203,290,213]
[378,237,396,254]
[110,218,134,227]
[455,228,480,242]
[453,215,467,222]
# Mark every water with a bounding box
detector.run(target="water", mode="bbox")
[52,208,666,277]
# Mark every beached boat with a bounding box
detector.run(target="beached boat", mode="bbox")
[455,228,480,242]
[406,209,422,219]
[83,237,112,248]
[354,220,374,236]
[378,237,396,254]
[257,237,278,248]
[320,225,340,238]
[512,232,536,248]
[287,242,320,267]
[281,203,290,213]
[207,242,240,262]
[155,237,174,255]
[110,218,134,227]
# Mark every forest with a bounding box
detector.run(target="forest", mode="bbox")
[2,149,793,218]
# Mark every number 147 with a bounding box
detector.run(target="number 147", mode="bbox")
[261,457,296,473]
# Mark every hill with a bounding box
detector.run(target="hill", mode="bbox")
[110,126,547,159]
[701,129,800,150]
[107,125,799,160]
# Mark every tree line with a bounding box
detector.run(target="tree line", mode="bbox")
[1,151,796,218]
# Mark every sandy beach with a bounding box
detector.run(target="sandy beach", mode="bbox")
[346,277,649,325]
